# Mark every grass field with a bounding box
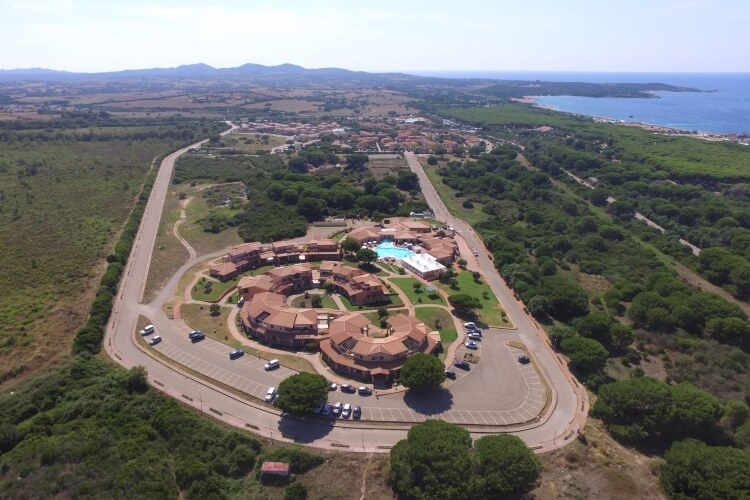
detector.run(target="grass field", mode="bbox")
[436,272,510,327]
[191,276,239,302]
[362,308,409,324]
[220,133,290,152]
[414,307,458,345]
[421,160,487,226]
[339,294,404,311]
[289,294,339,309]
[390,277,445,305]
[0,121,218,383]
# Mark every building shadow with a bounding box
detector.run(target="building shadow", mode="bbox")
[277,414,335,444]
[402,386,454,415]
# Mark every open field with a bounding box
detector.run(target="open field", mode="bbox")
[420,160,487,226]
[220,133,290,152]
[390,277,445,305]
[436,271,510,327]
[0,120,220,383]
[289,293,339,309]
[414,307,458,344]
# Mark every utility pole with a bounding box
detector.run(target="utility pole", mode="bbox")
[198,390,203,414]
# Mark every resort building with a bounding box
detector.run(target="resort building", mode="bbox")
[319,261,389,305]
[319,313,440,383]
[237,263,439,381]
[210,239,341,281]
[401,253,446,281]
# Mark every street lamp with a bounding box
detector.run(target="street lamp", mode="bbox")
[198,390,203,414]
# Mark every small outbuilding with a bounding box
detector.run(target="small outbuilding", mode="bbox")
[261,461,291,479]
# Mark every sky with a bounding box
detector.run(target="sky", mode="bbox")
[1,0,749,73]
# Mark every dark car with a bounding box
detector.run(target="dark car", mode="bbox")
[352,406,362,419]
[188,330,205,342]
[444,369,456,379]
[357,386,372,396]
[229,349,244,360]
[454,359,471,370]
[518,355,530,364]
[341,384,356,394]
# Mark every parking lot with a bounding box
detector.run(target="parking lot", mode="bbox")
[149,325,547,426]
[153,334,296,402]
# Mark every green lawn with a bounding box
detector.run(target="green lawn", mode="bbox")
[339,294,404,311]
[390,277,445,305]
[437,271,510,327]
[415,307,458,357]
[290,294,339,309]
[191,276,239,302]
[362,308,409,324]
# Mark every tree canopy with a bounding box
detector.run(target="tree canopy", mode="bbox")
[276,373,329,416]
[448,293,482,316]
[661,439,750,500]
[389,420,474,500]
[472,435,541,497]
[345,153,369,171]
[590,377,721,444]
[389,421,540,500]
[560,336,608,373]
[399,353,445,390]
[341,238,361,254]
[356,247,378,265]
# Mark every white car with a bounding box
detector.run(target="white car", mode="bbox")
[332,401,342,416]
[342,403,352,418]
[264,359,280,370]
[265,387,276,403]
[148,335,162,346]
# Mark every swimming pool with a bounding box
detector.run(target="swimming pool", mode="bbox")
[374,240,415,260]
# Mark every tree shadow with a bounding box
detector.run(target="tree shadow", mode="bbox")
[276,414,335,444]
[402,386,454,415]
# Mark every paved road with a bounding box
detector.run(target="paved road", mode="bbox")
[103,134,587,453]
[404,151,588,448]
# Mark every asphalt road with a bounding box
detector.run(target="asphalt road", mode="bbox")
[103,136,587,453]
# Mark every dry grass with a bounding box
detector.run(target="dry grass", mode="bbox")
[533,420,665,499]
[143,184,189,303]
[243,99,321,113]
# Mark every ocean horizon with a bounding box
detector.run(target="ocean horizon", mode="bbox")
[409,71,750,135]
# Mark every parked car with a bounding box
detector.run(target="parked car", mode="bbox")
[463,322,476,330]
[352,406,362,419]
[444,369,456,379]
[229,349,244,360]
[188,330,205,342]
[264,387,276,402]
[358,386,372,396]
[454,359,471,370]
[321,403,333,416]
[264,359,280,370]
[140,324,155,336]
[518,355,530,364]
[465,341,478,350]
[468,333,482,341]
[332,402,342,416]
[148,335,162,346]
[341,384,356,393]
[329,382,338,391]
[342,403,352,418]
[313,404,324,415]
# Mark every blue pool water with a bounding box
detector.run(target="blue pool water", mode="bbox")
[374,240,415,260]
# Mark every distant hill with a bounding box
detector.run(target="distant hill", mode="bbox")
[0,63,701,97]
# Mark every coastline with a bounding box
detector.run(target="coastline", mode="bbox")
[514,96,749,144]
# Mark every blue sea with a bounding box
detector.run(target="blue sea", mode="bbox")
[410,71,750,135]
